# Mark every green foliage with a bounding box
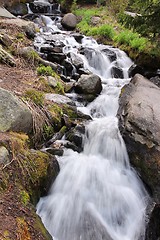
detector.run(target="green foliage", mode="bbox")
[20,190,30,205]
[43,124,54,139]
[55,82,65,94]
[37,65,55,76]
[25,89,44,106]
[114,29,150,52]
[89,24,115,39]
[16,33,25,40]
[121,0,160,38]
[130,37,148,51]
[109,0,129,13]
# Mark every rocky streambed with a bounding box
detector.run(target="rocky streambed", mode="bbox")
[0,1,160,240]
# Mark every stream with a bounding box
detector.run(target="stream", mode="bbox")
[30,1,149,240]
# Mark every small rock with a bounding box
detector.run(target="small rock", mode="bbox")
[0,146,10,165]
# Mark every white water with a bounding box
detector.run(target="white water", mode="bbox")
[36,12,149,240]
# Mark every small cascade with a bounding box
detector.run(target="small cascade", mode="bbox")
[35,6,149,240]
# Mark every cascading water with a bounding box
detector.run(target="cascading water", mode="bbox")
[36,5,149,240]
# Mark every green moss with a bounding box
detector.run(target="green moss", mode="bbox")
[48,103,63,123]
[37,77,55,93]
[25,89,44,106]
[43,124,54,139]
[20,190,30,206]
[34,215,52,240]
[37,65,58,77]
[55,81,65,95]
[2,230,10,240]
[16,33,25,41]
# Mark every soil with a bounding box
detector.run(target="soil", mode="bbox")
[0,19,51,240]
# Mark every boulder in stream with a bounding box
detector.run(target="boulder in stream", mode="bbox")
[61,13,77,30]
[118,74,160,201]
[75,74,102,96]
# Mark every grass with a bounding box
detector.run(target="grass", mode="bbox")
[75,6,154,54]
[114,30,150,51]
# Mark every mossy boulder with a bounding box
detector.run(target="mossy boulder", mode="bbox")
[0,132,59,239]
[0,87,33,134]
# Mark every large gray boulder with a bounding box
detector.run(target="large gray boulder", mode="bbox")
[118,74,160,201]
[6,2,28,16]
[0,88,33,133]
[75,74,102,96]
[61,13,77,30]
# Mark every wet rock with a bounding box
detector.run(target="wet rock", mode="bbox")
[68,52,84,69]
[118,74,160,200]
[102,47,117,62]
[128,64,145,77]
[47,52,66,64]
[6,2,28,16]
[0,146,10,165]
[0,87,33,134]
[145,203,160,240]
[75,74,102,96]
[41,46,63,54]
[65,124,85,152]
[61,13,77,30]
[29,2,51,13]
[70,33,84,43]
[62,59,74,76]
[78,68,91,75]
[45,93,75,106]
[111,66,124,78]
[150,76,160,88]
[45,147,64,156]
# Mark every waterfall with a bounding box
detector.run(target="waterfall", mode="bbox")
[36,11,149,240]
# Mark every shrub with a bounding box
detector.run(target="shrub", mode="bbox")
[25,89,44,106]
[130,37,148,51]
[37,65,54,76]
[88,24,115,39]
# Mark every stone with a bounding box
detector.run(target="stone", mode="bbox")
[145,203,160,240]
[118,74,160,200]
[29,2,51,13]
[0,45,16,67]
[101,48,117,62]
[61,13,77,30]
[6,2,28,16]
[0,87,33,133]
[65,124,85,152]
[75,74,102,96]
[70,33,84,43]
[90,16,101,26]
[68,52,84,69]
[0,146,10,165]
[128,64,145,77]
[47,76,58,88]
[111,66,124,78]
[0,33,13,47]
[45,93,75,106]
[0,7,16,18]
[47,52,66,64]
[23,22,37,39]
